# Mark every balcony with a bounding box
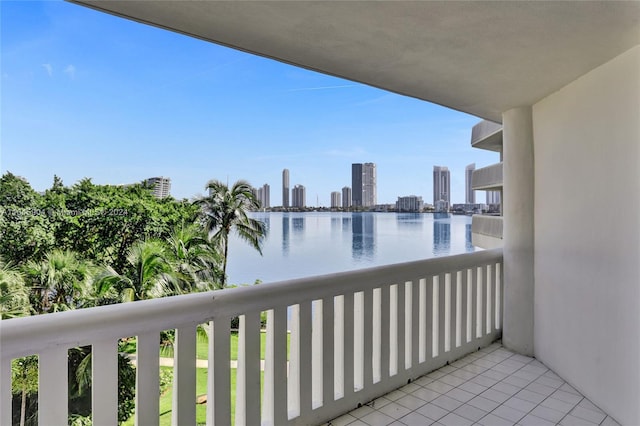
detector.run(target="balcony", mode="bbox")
[472,163,503,191]
[472,215,503,250]
[1,250,505,426]
[470,121,503,153]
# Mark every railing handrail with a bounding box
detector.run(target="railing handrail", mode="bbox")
[0,249,502,359]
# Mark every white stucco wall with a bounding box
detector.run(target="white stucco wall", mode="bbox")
[532,45,640,425]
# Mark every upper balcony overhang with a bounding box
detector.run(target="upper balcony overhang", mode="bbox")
[67,1,639,123]
[471,120,503,153]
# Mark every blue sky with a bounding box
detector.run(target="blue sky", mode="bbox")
[1,1,498,206]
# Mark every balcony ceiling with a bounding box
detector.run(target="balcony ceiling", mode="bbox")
[69,1,639,122]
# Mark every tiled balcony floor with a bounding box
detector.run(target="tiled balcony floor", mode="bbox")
[327,342,619,426]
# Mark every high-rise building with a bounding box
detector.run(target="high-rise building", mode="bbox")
[433,166,450,211]
[255,183,270,209]
[486,190,501,205]
[352,164,363,207]
[342,186,352,209]
[352,163,377,207]
[465,163,476,204]
[282,169,290,208]
[331,191,341,208]
[396,195,424,212]
[292,184,306,208]
[145,177,171,198]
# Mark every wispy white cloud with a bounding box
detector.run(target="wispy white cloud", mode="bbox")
[64,64,76,79]
[42,63,53,77]
[285,84,358,92]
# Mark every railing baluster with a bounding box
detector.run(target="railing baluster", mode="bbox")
[460,271,468,347]
[476,267,483,339]
[136,332,159,426]
[444,273,451,353]
[411,280,420,370]
[424,277,434,360]
[380,285,390,381]
[288,304,300,418]
[1,355,12,426]
[486,265,493,335]
[235,313,261,426]
[418,279,426,363]
[437,273,446,357]
[333,296,344,399]
[299,301,312,416]
[262,308,288,426]
[480,266,488,337]
[172,326,196,426]
[467,269,474,343]
[404,281,413,369]
[322,296,335,405]
[397,282,406,372]
[363,289,374,388]
[207,319,230,426]
[263,310,275,425]
[343,293,354,397]
[39,347,68,425]
[496,262,503,330]
[273,307,288,425]
[431,276,439,358]
[353,292,364,391]
[372,288,381,383]
[312,300,323,409]
[451,272,459,350]
[93,339,118,426]
[389,285,398,376]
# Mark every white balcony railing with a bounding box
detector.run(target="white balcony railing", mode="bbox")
[472,216,504,250]
[1,249,503,426]
[470,120,503,152]
[472,162,503,190]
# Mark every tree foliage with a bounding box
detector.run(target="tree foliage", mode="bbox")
[0,172,265,424]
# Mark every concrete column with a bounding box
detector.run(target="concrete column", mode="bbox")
[502,106,535,356]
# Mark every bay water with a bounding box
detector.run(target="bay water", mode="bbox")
[226,212,475,286]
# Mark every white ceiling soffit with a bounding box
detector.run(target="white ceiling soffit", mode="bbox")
[69,1,639,122]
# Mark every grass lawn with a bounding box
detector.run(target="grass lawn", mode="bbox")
[119,330,284,425]
[122,367,266,426]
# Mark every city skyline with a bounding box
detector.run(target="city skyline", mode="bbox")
[1,1,499,206]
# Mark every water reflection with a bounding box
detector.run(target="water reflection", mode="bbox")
[282,215,290,256]
[352,213,376,260]
[465,223,473,251]
[342,216,351,232]
[292,217,305,234]
[433,213,451,255]
[331,217,341,234]
[396,213,423,228]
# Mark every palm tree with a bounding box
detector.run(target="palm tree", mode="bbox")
[23,250,94,314]
[164,223,224,291]
[0,260,31,319]
[194,180,267,287]
[115,239,175,302]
